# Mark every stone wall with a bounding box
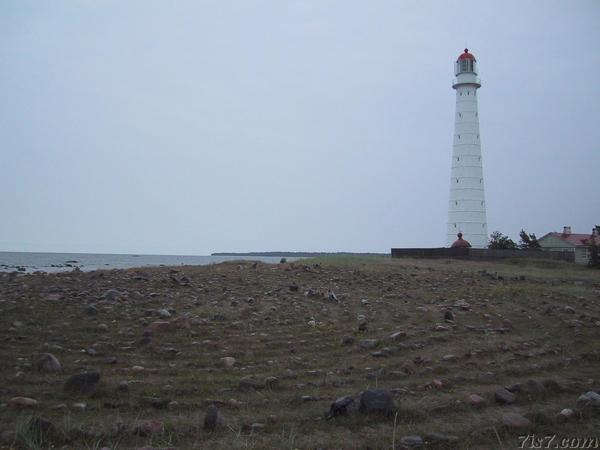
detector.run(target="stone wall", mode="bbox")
[391,247,575,262]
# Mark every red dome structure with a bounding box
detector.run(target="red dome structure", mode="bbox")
[450,232,472,248]
[457,48,476,61]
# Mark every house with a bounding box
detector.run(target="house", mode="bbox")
[538,226,599,264]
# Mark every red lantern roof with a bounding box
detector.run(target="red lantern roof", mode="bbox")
[457,48,476,61]
[450,232,472,248]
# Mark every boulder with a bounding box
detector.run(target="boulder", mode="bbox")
[502,412,531,429]
[577,391,600,408]
[36,353,61,372]
[64,371,100,395]
[359,389,395,416]
[494,387,516,404]
[327,396,356,419]
[8,397,37,408]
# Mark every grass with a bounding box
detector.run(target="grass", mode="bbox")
[0,257,599,449]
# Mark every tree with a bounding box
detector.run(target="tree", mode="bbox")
[488,231,517,250]
[519,229,541,250]
[589,225,600,269]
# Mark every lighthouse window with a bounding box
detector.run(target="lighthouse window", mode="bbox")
[480,178,482,183]
[455,201,458,206]
[467,91,470,95]
[458,134,461,139]
[456,179,459,183]
[475,112,478,117]
[459,113,462,118]
[481,201,484,206]
[456,157,460,161]
[460,92,462,96]
[454,223,457,228]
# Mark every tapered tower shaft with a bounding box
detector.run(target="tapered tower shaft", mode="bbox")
[447,49,488,248]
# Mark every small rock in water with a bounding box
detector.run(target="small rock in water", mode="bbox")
[204,404,225,430]
[64,371,100,395]
[8,397,37,408]
[36,353,61,372]
[502,412,532,429]
[359,389,395,416]
[494,387,516,404]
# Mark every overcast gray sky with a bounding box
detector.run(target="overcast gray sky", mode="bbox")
[1,1,598,255]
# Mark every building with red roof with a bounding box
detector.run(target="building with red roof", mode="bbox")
[538,226,599,264]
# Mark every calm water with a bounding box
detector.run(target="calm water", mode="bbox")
[0,252,296,273]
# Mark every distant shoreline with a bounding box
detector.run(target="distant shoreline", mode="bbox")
[211,251,388,257]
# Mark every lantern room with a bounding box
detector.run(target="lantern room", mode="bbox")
[455,49,478,76]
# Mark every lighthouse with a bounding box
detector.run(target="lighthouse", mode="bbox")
[447,49,488,248]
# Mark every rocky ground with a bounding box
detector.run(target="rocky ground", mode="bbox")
[0,256,599,449]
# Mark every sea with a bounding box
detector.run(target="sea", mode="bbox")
[0,252,296,274]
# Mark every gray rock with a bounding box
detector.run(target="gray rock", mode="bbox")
[239,376,265,391]
[359,389,395,416]
[157,308,171,319]
[103,289,121,301]
[494,387,516,404]
[359,339,379,350]
[64,371,100,394]
[327,396,356,419]
[502,412,531,429]
[398,435,423,448]
[85,305,98,316]
[423,432,459,444]
[204,404,224,430]
[36,353,61,372]
[577,391,600,408]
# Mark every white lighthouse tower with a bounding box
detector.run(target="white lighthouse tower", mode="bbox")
[447,49,488,248]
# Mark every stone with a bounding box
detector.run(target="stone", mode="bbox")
[359,389,395,416]
[265,376,279,389]
[172,317,191,329]
[577,391,600,408]
[239,376,265,391]
[8,397,37,408]
[103,289,121,301]
[442,354,458,362]
[157,308,171,318]
[444,310,455,322]
[559,408,574,418]
[341,336,355,346]
[495,387,516,404]
[204,404,225,430]
[453,299,471,310]
[64,371,101,395]
[72,402,87,411]
[502,412,531,429]
[221,357,236,368]
[327,396,356,419]
[134,419,165,436]
[117,381,129,392]
[85,305,98,316]
[423,432,459,444]
[147,321,171,333]
[250,423,266,433]
[389,331,407,341]
[36,353,61,372]
[466,393,485,407]
[359,339,379,350]
[399,435,423,448]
